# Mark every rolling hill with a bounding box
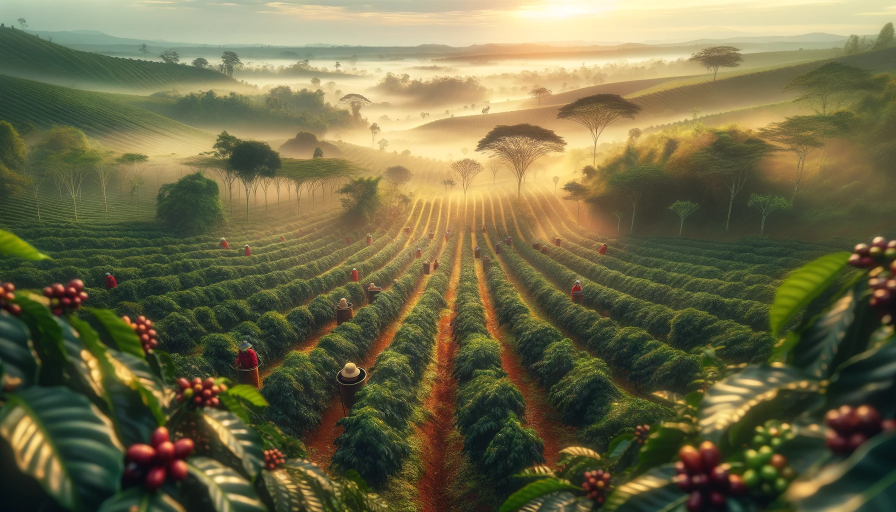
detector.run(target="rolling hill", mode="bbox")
[407,47,896,142]
[0,73,214,154]
[0,26,236,93]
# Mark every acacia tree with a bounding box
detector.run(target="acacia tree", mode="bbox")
[384,165,413,187]
[486,159,502,184]
[139,43,149,58]
[552,176,559,193]
[94,161,118,213]
[475,124,566,199]
[612,210,624,233]
[668,200,699,237]
[339,94,372,123]
[192,57,209,68]
[609,165,666,233]
[693,131,776,231]
[220,51,242,76]
[747,194,791,237]
[369,123,381,147]
[759,116,825,199]
[557,94,641,166]
[562,181,588,225]
[441,178,456,193]
[229,140,281,222]
[451,158,483,203]
[530,86,552,104]
[159,49,180,64]
[784,62,871,115]
[22,155,46,220]
[688,46,742,81]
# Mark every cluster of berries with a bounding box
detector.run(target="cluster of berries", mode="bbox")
[123,315,158,353]
[848,238,896,324]
[634,424,651,444]
[848,237,896,269]
[825,404,896,455]
[264,448,286,471]
[124,427,193,491]
[742,439,796,501]
[750,420,795,450]
[673,442,745,512]
[0,282,21,316]
[176,377,225,408]
[42,279,88,316]
[581,469,611,505]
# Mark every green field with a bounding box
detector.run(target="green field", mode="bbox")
[0,26,236,92]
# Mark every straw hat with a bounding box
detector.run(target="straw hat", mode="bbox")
[369,282,376,288]
[239,341,252,351]
[244,244,250,248]
[575,280,580,284]
[338,298,348,308]
[341,363,360,379]
[105,272,111,276]
[220,237,226,241]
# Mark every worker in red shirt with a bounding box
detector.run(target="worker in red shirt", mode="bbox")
[433,259,440,271]
[220,237,229,249]
[105,272,118,289]
[571,280,582,300]
[280,235,286,242]
[350,268,359,282]
[346,236,351,245]
[234,341,260,388]
[599,244,608,255]
[244,245,251,257]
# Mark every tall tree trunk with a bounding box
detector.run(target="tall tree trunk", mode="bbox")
[760,215,766,237]
[245,184,250,222]
[725,191,735,231]
[34,191,41,221]
[630,204,636,233]
[73,195,78,221]
[679,217,684,237]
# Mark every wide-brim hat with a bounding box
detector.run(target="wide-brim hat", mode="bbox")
[105,272,111,276]
[341,362,360,379]
[239,341,252,351]
[245,245,250,248]
[220,237,226,241]
[575,280,581,284]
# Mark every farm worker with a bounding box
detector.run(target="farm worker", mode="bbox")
[280,235,286,242]
[256,235,260,239]
[346,236,351,245]
[445,231,450,241]
[105,272,118,289]
[244,245,251,257]
[235,341,259,370]
[300,228,304,236]
[571,280,583,300]
[338,298,349,309]
[433,259,440,271]
[598,244,608,255]
[350,268,359,282]
[220,237,229,249]
[340,362,362,384]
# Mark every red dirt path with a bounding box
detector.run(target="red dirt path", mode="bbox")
[417,237,463,512]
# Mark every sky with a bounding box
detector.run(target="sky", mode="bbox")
[3,0,895,46]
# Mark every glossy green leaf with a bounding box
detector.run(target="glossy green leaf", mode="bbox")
[0,310,40,389]
[698,364,820,448]
[516,465,555,482]
[252,423,306,458]
[0,386,124,512]
[827,341,896,418]
[218,392,252,424]
[98,487,186,512]
[791,287,859,378]
[632,422,694,477]
[88,308,145,359]
[603,464,685,512]
[499,478,581,512]
[770,252,850,335]
[261,470,304,512]
[788,430,896,511]
[559,446,601,461]
[186,457,267,512]
[14,295,66,384]
[607,433,637,463]
[282,460,334,512]
[0,229,50,260]
[518,492,592,512]
[149,350,177,385]
[225,385,269,408]
[341,469,368,492]
[202,408,264,478]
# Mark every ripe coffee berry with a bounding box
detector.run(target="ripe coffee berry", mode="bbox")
[634,424,651,444]
[581,469,611,505]
[123,315,159,353]
[825,404,896,455]
[674,442,745,512]
[124,427,193,491]
[43,279,88,316]
[264,448,287,470]
[0,282,21,316]
[176,377,225,408]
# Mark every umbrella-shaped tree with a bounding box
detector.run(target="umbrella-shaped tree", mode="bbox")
[557,94,641,166]
[475,124,566,199]
[229,140,281,222]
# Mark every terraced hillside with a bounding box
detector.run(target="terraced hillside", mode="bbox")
[0,74,214,153]
[407,47,896,141]
[0,26,235,92]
